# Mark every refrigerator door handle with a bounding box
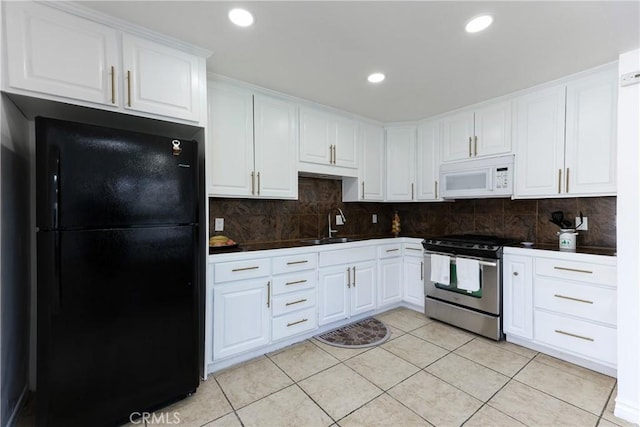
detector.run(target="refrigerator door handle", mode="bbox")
[52,232,61,313]
[50,146,61,229]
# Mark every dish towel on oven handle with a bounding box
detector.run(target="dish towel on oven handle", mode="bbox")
[456,257,480,292]
[430,254,451,286]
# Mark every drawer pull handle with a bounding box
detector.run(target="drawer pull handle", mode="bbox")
[287,260,309,265]
[286,279,307,286]
[285,298,307,306]
[287,318,308,327]
[232,266,260,272]
[554,329,594,342]
[553,266,593,274]
[386,248,400,252]
[554,294,594,304]
[406,247,422,251]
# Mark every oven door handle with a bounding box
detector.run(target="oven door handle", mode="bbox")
[425,251,497,267]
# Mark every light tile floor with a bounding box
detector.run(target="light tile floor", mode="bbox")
[17,307,637,427]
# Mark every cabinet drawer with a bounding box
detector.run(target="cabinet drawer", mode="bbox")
[320,246,377,267]
[534,310,616,365]
[272,252,317,275]
[272,289,316,316]
[214,258,271,283]
[535,258,615,286]
[272,307,317,341]
[535,278,616,325]
[379,244,402,259]
[272,271,317,295]
[403,243,424,257]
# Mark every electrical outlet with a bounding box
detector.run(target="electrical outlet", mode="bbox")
[372,214,378,224]
[214,218,224,231]
[576,216,588,231]
[336,215,344,226]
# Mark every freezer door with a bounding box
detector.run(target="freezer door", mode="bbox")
[36,117,197,229]
[37,226,198,426]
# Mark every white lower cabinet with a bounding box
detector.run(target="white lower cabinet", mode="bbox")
[403,243,425,309]
[503,254,534,340]
[212,279,271,360]
[270,252,318,341]
[318,246,377,326]
[378,243,403,308]
[503,248,617,374]
[318,261,376,326]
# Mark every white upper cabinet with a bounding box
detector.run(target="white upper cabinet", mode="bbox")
[253,94,299,198]
[343,122,384,202]
[416,119,441,201]
[208,82,254,197]
[299,106,358,174]
[514,85,567,197]
[385,125,417,201]
[121,34,201,122]
[3,2,207,124]
[515,67,617,198]
[5,2,119,106]
[564,70,617,196]
[441,100,512,162]
[208,81,298,199]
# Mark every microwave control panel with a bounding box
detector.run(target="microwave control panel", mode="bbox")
[495,167,510,189]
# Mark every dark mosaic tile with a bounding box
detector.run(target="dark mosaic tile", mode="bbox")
[578,196,616,216]
[450,199,475,214]
[475,214,505,237]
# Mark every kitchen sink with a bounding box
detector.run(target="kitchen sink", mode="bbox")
[300,237,356,245]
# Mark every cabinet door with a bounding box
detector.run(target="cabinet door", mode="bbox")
[213,280,270,360]
[416,120,440,200]
[503,255,533,340]
[334,116,358,168]
[207,82,254,197]
[361,123,385,201]
[5,2,119,106]
[379,258,403,308]
[514,85,566,197]
[474,100,512,157]
[385,126,416,201]
[350,261,377,316]
[122,34,201,121]
[441,111,474,161]
[318,266,349,326]
[299,107,332,165]
[565,69,617,195]
[403,257,424,308]
[254,94,298,199]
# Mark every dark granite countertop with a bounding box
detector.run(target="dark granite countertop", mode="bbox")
[208,235,421,255]
[506,242,616,257]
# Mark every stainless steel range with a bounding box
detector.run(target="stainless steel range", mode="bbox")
[422,234,517,340]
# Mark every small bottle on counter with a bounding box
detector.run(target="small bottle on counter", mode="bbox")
[391,211,401,237]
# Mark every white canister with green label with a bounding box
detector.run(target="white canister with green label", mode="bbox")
[557,229,578,251]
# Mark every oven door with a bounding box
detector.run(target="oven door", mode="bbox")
[424,251,501,315]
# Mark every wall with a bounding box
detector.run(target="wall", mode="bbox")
[0,94,32,426]
[615,49,640,424]
[210,176,616,248]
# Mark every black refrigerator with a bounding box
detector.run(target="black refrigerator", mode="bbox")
[35,118,200,426]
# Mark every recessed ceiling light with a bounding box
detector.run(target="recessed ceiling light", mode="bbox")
[229,8,254,27]
[367,73,385,83]
[465,15,493,33]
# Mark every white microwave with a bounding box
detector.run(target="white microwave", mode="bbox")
[439,155,514,199]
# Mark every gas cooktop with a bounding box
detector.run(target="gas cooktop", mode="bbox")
[422,234,519,258]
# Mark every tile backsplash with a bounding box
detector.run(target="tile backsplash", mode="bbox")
[209,177,616,248]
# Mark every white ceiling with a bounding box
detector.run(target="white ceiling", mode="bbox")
[77,1,640,123]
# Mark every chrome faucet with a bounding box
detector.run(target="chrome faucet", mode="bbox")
[328,208,347,238]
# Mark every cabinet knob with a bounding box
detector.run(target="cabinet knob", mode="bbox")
[513,272,519,276]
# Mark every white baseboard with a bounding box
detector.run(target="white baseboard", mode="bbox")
[614,398,640,426]
[6,385,29,427]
